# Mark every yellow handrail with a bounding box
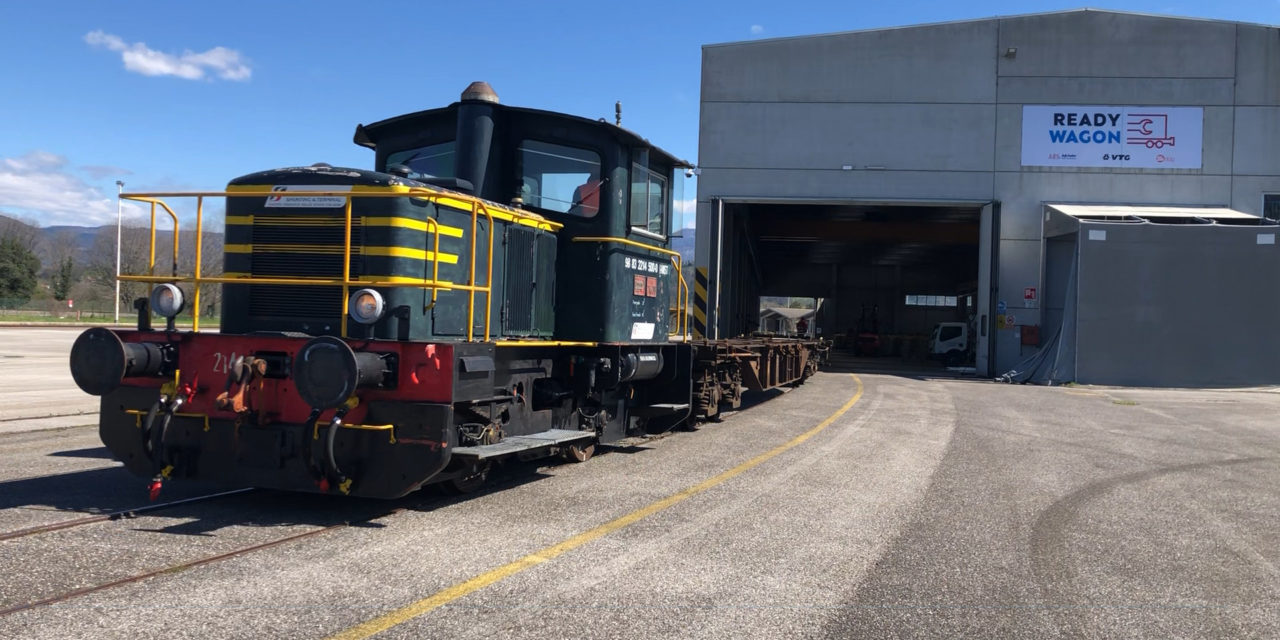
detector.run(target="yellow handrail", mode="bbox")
[341,198,353,337]
[129,197,180,279]
[465,200,496,342]
[194,196,204,332]
[119,187,548,340]
[425,217,441,310]
[570,236,690,339]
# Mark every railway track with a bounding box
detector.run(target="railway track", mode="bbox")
[0,488,257,542]
[0,515,359,617]
[0,469,536,619]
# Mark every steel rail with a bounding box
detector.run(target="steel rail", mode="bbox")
[0,518,352,618]
[0,488,256,543]
[0,471,535,618]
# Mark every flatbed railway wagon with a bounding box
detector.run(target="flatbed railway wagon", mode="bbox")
[69,83,826,498]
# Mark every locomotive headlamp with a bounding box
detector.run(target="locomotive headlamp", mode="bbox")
[293,336,389,409]
[149,284,186,318]
[348,289,385,325]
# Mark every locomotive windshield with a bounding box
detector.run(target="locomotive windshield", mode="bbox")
[386,140,456,180]
[517,140,602,217]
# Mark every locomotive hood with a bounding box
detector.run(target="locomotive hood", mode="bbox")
[228,164,412,188]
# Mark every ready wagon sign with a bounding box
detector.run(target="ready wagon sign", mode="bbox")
[1020,105,1203,169]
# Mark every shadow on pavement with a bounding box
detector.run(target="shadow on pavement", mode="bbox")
[47,446,114,459]
[0,453,582,537]
[822,350,989,383]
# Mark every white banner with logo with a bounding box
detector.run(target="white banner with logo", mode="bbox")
[263,184,352,208]
[1020,106,1203,169]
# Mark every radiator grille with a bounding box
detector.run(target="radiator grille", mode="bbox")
[248,219,362,320]
[503,227,536,334]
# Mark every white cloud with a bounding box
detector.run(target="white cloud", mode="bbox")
[85,30,252,82]
[0,151,144,226]
[750,25,765,35]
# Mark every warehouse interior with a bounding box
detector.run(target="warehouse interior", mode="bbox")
[715,200,986,364]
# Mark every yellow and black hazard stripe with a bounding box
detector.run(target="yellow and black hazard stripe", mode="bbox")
[224,215,466,238]
[225,184,562,232]
[693,266,709,339]
[223,243,459,264]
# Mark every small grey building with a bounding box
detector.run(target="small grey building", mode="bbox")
[694,8,1280,385]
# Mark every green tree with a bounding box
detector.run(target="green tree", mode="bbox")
[51,256,74,301]
[0,235,40,305]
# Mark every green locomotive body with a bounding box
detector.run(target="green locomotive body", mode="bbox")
[68,84,823,499]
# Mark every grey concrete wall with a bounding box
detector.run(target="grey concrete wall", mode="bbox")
[1074,222,1280,387]
[697,9,1280,383]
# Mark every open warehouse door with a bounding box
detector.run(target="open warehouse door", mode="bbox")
[702,198,995,375]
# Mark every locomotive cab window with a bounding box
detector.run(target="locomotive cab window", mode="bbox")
[385,141,455,180]
[518,140,602,217]
[629,161,668,238]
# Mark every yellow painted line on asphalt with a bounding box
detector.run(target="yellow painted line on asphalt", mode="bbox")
[328,373,864,640]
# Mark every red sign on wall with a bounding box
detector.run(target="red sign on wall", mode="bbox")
[633,274,646,296]
[1024,287,1037,301]
[645,276,657,298]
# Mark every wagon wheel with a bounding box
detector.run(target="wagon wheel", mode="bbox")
[447,462,490,493]
[562,441,596,463]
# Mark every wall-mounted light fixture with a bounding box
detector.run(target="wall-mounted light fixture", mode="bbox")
[1004,47,1017,58]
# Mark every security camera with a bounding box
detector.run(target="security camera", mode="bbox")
[684,168,695,178]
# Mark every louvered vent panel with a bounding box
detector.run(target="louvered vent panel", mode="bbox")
[534,233,557,334]
[503,227,537,335]
[247,217,361,320]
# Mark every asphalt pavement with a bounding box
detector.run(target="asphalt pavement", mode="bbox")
[0,327,99,433]
[0,326,1275,639]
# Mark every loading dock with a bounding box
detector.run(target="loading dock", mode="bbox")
[700,198,995,371]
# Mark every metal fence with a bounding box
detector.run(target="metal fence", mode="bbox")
[0,298,117,319]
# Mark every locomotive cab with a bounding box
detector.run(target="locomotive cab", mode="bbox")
[354,82,692,343]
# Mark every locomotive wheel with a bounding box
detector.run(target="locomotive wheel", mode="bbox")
[447,463,490,494]
[561,441,596,463]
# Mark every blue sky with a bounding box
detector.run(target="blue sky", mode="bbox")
[1,0,1277,227]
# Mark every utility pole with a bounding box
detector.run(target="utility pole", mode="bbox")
[115,180,123,324]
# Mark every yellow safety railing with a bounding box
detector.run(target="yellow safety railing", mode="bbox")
[570,236,690,339]
[117,188,559,340]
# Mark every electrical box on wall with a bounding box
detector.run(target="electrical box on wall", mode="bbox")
[1020,325,1040,346]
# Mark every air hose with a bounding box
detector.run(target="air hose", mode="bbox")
[324,409,350,491]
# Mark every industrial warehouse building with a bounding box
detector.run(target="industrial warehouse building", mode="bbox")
[694,9,1280,386]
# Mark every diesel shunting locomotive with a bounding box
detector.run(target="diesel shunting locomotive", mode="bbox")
[69,83,826,499]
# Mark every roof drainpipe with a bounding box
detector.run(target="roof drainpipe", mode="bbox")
[456,81,498,197]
